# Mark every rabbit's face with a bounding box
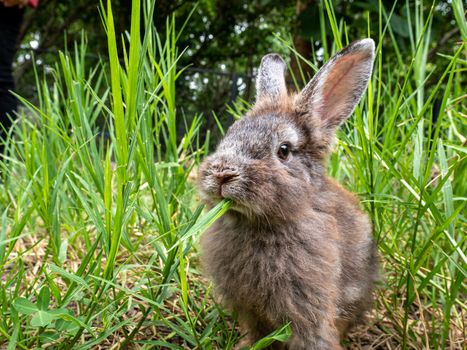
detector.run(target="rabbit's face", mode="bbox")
[199,113,313,220]
[199,39,375,221]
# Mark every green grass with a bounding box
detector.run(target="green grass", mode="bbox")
[0,0,465,349]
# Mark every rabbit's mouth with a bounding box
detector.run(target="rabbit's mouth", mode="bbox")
[209,183,239,204]
[202,181,288,221]
[219,181,237,199]
[201,170,241,199]
[200,177,248,209]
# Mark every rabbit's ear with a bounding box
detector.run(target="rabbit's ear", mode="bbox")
[296,39,374,129]
[256,54,287,101]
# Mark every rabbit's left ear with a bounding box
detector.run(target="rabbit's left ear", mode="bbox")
[296,39,375,129]
[256,54,287,101]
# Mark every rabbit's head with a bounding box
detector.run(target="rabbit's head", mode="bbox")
[199,39,375,222]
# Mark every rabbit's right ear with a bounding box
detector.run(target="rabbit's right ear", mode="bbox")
[295,39,375,130]
[256,54,287,102]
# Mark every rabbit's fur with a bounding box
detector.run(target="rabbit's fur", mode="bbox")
[199,39,379,350]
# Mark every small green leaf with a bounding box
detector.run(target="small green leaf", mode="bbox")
[250,323,291,350]
[59,238,68,264]
[39,331,59,343]
[37,286,50,310]
[30,310,56,327]
[13,298,38,315]
[46,275,62,305]
[51,309,95,336]
[56,318,80,334]
[7,305,20,350]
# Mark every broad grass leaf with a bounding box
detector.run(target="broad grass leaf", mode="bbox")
[13,298,38,315]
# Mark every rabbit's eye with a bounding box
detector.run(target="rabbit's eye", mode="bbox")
[278,143,290,160]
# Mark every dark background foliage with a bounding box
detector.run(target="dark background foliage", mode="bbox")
[15,0,462,138]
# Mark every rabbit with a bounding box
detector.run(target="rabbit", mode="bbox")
[198,39,379,350]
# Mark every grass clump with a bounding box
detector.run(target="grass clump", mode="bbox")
[0,0,465,349]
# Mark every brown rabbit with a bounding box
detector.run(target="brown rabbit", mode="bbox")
[198,39,378,350]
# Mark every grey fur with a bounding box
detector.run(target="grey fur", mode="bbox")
[199,39,378,350]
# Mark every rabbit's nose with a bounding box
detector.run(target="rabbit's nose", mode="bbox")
[213,170,238,185]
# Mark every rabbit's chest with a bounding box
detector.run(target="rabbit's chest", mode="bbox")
[224,238,290,297]
[203,227,317,302]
